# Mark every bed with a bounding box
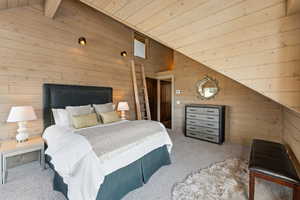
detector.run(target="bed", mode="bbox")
[42,84,172,200]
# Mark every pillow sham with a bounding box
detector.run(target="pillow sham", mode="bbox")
[66,105,92,116]
[52,109,71,127]
[99,111,121,124]
[93,103,114,114]
[71,113,99,129]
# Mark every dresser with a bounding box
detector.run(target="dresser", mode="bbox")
[185,104,225,144]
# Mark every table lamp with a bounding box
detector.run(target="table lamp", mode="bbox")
[117,102,129,120]
[7,106,37,143]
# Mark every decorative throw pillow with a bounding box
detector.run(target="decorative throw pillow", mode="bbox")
[66,105,93,126]
[71,113,99,129]
[99,111,121,124]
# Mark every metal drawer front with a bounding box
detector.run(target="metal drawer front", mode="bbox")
[186,113,219,122]
[186,107,204,114]
[187,107,219,115]
[187,119,219,129]
[186,125,219,136]
[203,108,219,115]
[186,131,219,143]
[186,125,219,135]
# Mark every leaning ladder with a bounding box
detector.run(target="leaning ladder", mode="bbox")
[131,60,151,120]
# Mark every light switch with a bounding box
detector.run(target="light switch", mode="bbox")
[176,90,183,94]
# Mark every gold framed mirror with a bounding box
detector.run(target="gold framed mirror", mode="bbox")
[196,76,219,100]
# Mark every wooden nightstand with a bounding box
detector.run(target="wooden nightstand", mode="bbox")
[0,136,45,184]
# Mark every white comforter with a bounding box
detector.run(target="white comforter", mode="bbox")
[43,120,172,200]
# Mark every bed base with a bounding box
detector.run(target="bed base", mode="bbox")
[49,145,171,200]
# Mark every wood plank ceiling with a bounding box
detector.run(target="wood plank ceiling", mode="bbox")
[0,0,42,10]
[80,0,300,113]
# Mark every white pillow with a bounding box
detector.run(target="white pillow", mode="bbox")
[52,109,71,127]
[93,103,114,114]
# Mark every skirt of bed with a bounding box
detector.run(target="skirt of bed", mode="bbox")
[49,145,171,200]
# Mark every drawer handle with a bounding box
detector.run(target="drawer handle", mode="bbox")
[207,110,215,113]
[189,127,196,130]
[207,123,213,126]
[189,109,197,111]
[206,130,213,133]
[206,137,214,140]
[189,115,196,117]
[190,121,196,124]
[207,117,214,120]
[189,133,196,136]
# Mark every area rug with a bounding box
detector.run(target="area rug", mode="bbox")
[171,158,292,200]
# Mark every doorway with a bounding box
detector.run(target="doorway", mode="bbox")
[160,79,172,128]
[146,76,174,130]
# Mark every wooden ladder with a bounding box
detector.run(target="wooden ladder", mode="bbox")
[131,60,151,120]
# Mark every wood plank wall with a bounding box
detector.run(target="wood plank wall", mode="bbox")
[173,52,283,145]
[0,0,173,142]
[283,108,300,163]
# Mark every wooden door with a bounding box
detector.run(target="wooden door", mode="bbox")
[160,80,172,128]
[146,78,157,121]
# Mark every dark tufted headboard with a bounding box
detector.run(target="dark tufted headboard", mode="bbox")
[43,84,112,130]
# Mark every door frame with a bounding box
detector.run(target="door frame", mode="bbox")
[147,74,174,130]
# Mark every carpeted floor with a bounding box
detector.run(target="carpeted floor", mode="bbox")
[0,131,290,200]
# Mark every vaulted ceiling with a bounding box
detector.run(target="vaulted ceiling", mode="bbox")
[0,0,42,10]
[77,0,300,113]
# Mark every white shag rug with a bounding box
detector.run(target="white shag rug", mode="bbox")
[172,158,292,200]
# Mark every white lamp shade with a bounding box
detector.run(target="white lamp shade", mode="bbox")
[7,106,37,122]
[117,102,129,111]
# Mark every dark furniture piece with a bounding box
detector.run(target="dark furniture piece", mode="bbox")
[249,139,300,200]
[185,104,225,144]
[43,83,171,200]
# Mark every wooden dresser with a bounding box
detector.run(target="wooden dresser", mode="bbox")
[185,104,226,144]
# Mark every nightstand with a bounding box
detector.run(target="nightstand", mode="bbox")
[0,136,45,184]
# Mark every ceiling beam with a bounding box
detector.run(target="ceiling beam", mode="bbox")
[44,0,62,18]
[287,0,300,15]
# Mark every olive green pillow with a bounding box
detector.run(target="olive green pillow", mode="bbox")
[99,111,121,124]
[71,113,99,129]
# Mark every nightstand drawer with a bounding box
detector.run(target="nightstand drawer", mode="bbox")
[186,131,219,143]
[0,136,45,184]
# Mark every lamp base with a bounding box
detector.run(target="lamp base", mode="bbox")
[16,121,29,143]
[120,111,126,120]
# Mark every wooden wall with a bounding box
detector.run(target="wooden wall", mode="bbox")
[173,52,283,145]
[78,0,300,113]
[0,0,173,142]
[0,0,43,10]
[283,108,300,163]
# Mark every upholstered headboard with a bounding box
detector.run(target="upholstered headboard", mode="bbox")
[43,84,112,129]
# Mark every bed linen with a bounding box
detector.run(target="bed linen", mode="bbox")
[43,120,172,200]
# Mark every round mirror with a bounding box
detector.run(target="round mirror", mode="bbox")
[196,76,219,99]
